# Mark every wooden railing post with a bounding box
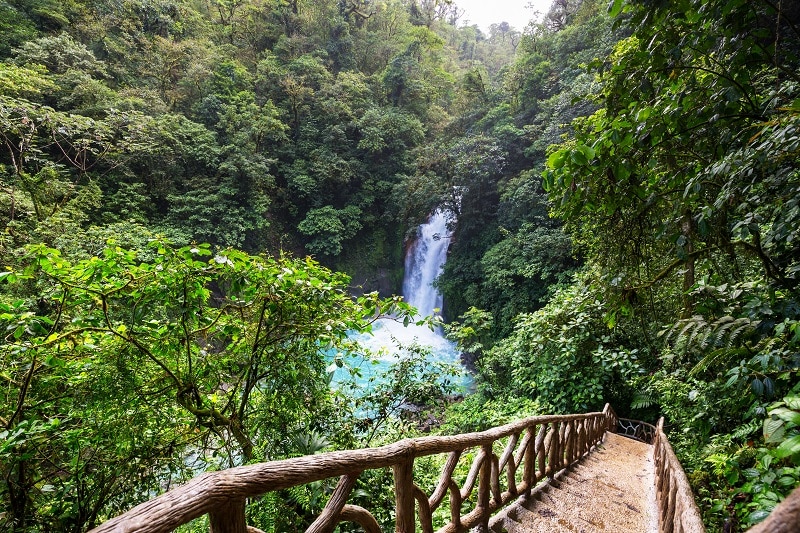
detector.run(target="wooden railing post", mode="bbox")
[536,424,547,482]
[209,499,248,533]
[503,432,521,497]
[393,459,415,533]
[564,421,574,465]
[547,421,560,478]
[522,426,536,496]
[652,416,705,532]
[477,444,493,531]
[306,474,359,533]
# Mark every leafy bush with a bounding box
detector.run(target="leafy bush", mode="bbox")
[480,279,642,413]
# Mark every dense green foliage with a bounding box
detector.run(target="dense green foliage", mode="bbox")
[0,0,526,292]
[444,0,800,530]
[2,0,799,531]
[0,1,527,530]
[539,0,800,528]
[0,238,466,531]
[510,0,798,529]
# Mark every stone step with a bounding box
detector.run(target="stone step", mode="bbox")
[495,500,591,533]
[489,432,657,533]
[532,483,647,531]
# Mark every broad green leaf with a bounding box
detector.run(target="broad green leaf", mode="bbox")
[771,407,800,427]
[775,435,800,459]
[547,150,567,169]
[571,149,588,165]
[764,417,785,443]
[785,395,800,410]
[742,468,760,479]
[747,510,771,524]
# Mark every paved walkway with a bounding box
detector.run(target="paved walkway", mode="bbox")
[490,432,658,532]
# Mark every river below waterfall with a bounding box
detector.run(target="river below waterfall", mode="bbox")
[330,209,468,390]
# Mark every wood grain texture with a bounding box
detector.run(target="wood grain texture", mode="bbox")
[413,485,434,533]
[339,505,381,533]
[209,499,247,533]
[429,450,461,510]
[394,460,415,533]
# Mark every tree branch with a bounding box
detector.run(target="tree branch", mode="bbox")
[631,247,713,291]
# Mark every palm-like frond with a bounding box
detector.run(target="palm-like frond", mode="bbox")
[665,314,760,376]
[631,389,657,410]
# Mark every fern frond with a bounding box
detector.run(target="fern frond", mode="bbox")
[729,319,754,345]
[251,491,279,533]
[669,315,710,351]
[705,316,736,348]
[711,316,736,328]
[288,484,313,512]
[731,420,760,441]
[663,318,694,346]
[679,317,702,338]
[671,314,758,355]
[689,347,725,377]
[689,347,749,376]
[631,390,657,410]
[687,318,707,350]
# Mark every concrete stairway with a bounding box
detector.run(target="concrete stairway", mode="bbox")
[490,432,658,533]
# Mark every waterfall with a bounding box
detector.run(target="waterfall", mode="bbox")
[332,207,465,390]
[349,208,455,352]
[402,209,452,318]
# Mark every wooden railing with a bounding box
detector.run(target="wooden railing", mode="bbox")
[90,405,617,533]
[615,417,657,444]
[653,417,705,533]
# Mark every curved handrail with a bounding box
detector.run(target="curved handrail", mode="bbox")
[616,417,657,444]
[653,417,705,532]
[90,406,617,533]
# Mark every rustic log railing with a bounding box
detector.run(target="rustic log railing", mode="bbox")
[653,417,705,533]
[90,405,617,533]
[615,417,657,444]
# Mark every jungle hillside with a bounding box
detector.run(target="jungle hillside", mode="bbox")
[1,0,799,531]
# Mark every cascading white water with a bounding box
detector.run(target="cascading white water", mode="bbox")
[331,207,465,390]
[402,209,452,318]
[356,208,454,350]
